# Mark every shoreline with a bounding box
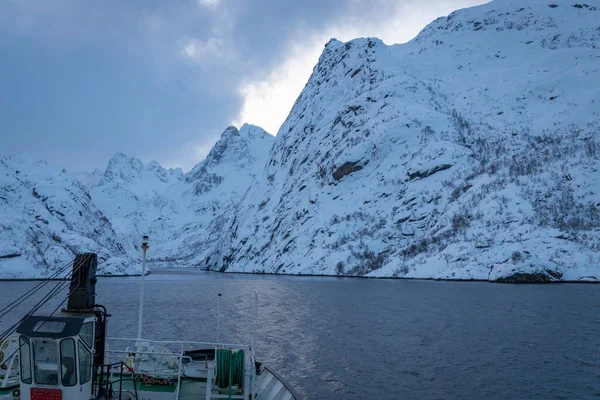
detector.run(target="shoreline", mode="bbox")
[205,269,600,284]
[2,268,598,284]
[0,272,144,282]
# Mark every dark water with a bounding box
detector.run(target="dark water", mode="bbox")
[1,269,599,399]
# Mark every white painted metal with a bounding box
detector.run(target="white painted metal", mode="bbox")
[244,372,251,400]
[0,336,18,389]
[252,291,258,358]
[107,337,251,350]
[19,330,95,400]
[175,342,183,400]
[1,354,16,389]
[137,237,149,341]
[205,364,214,400]
[255,367,297,400]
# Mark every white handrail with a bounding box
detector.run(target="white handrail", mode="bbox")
[252,291,258,357]
[175,342,183,400]
[106,337,251,350]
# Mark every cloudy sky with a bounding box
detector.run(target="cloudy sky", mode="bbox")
[0,0,486,172]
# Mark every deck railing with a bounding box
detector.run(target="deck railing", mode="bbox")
[104,337,255,400]
[93,361,139,400]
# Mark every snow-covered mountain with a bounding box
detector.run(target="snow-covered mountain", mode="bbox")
[87,124,274,268]
[0,124,273,278]
[2,0,599,282]
[208,0,600,282]
[0,155,136,278]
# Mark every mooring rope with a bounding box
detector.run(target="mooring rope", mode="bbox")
[215,348,245,392]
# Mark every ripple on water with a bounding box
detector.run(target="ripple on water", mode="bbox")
[0,271,599,399]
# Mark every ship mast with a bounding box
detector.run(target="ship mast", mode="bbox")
[137,235,149,340]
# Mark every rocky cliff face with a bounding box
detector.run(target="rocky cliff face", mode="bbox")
[209,0,600,281]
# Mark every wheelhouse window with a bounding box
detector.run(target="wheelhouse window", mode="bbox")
[80,322,94,349]
[78,340,91,384]
[32,339,59,385]
[19,336,32,384]
[33,320,66,334]
[60,339,77,386]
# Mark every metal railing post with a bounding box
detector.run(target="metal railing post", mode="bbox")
[253,291,258,358]
[176,342,183,399]
[206,364,214,400]
[118,366,123,400]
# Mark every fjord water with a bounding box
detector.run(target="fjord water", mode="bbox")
[1,269,599,399]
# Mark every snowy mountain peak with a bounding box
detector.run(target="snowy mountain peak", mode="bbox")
[185,125,273,185]
[220,125,240,139]
[103,152,144,183]
[238,123,272,140]
[101,152,180,189]
[415,0,600,48]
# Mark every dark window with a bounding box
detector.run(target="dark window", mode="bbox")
[32,339,59,385]
[60,339,77,386]
[80,322,94,349]
[19,336,31,384]
[78,340,91,384]
[33,320,66,334]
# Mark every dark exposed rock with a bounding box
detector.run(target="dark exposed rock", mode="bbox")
[0,253,22,259]
[407,164,452,181]
[333,161,363,180]
[494,269,563,283]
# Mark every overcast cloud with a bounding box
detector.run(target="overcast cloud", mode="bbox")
[0,0,486,172]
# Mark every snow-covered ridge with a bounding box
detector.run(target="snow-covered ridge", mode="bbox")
[0,124,274,278]
[0,155,134,278]
[208,0,600,282]
[86,123,274,270]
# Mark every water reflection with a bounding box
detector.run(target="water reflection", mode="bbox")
[1,269,599,399]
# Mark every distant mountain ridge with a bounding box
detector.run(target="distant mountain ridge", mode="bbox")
[86,123,274,270]
[0,124,274,278]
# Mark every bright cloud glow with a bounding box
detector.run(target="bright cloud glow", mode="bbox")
[234,0,487,135]
[233,43,324,136]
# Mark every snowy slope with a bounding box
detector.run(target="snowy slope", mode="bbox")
[0,124,273,278]
[88,152,185,260]
[0,155,137,278]
[209,0,600,281]
[88,124,274,268]
[2,0,598,282]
